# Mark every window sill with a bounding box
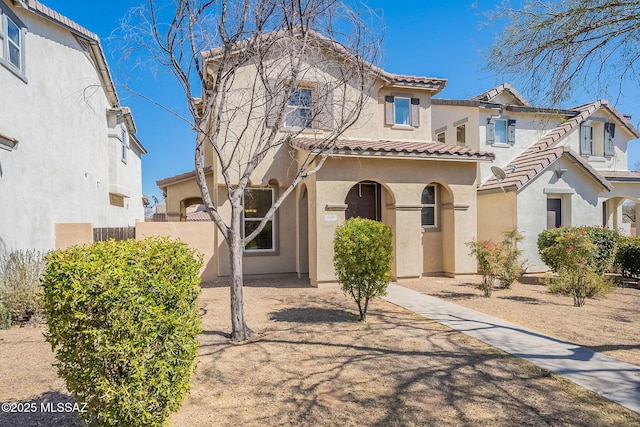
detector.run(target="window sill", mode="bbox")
[587,156,607,162]
[243,249,279,257]
[391,124,415,130]
[490,143,512,148]
[421,226,440,232]
[284,127,323,135]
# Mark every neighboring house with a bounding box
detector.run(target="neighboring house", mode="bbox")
[0,0,146,252]
[432,84,640,271]
[157,38,495,286]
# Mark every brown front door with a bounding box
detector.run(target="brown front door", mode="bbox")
[345,181,381,221]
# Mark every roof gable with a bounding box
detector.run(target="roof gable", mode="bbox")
[471,83,529,107]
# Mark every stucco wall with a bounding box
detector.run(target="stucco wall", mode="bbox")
[477,191,517,242]
[517,156,604,272]
[0,4,144,252]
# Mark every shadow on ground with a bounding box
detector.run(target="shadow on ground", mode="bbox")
[0,391,84,427]
[269,307,355,323]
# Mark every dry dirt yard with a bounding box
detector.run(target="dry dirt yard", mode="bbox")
[0,276,639,426]
[402,274,640,366]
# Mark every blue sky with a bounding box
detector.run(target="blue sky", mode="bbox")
[42,0,640,203]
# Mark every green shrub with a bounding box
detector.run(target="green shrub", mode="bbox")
[541,230,611,307]
[615,236,640,278]
[0,302,11,329]
[538,226,618,273]
[0,249,46,324]
[333,218,393,321]
[467,228,525,297]
[42,237,203,427]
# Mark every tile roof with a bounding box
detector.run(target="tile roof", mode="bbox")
[479,146,612,193]
[156,167,214,188]
[380,72,447,91]
[479,98,640,193]
[292,138,495,161]
[471,83,529,106]
[24,0,98,41]
[187,211,213,221]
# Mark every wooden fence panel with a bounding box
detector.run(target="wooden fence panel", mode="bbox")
[93,226,136,243]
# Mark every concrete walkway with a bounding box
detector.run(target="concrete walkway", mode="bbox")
[383,284,640,414]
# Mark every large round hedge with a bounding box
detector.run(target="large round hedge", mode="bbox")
[42,237,203,427]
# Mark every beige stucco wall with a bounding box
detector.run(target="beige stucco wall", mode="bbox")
[308,156,480,286]
[136,221,218,284]
[0,4,144,252]
[477,191,517,243]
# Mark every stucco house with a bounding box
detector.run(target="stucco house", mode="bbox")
[157,36,495,286]
[0,0,146,252]
[432,84,640,271]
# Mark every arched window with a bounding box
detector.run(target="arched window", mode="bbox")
[421,185,437,228]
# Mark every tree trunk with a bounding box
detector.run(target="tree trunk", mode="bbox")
[229,202,253,341]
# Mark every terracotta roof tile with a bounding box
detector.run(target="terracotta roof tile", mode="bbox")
[292,138,495,161]
[480,146,612,192]
[471,83,529,106]
[156,166,214,188]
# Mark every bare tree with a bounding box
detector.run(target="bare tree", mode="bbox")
[123,0,380,340]
[487,0,640,105]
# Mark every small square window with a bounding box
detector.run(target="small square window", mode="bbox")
[437,132,445,143]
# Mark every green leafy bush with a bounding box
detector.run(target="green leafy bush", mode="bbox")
[467,229,525,297]
[541,230,611,307]
[0,249,46,324]
[615,236,640,278]
[42,237,203,427]
[333,218,393,321]
[0,302,11,329]
[538,226,618,273]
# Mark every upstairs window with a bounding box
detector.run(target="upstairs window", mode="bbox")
[286,88,313,129]
[385,96,420,127]
[436,132,445,143]
[0,7,26,79]
[487,118,516,145]
[604,122,615,157]
[456,124,466,146]
[580,121,593,155]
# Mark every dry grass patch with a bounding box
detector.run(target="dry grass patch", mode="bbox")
[1,277,638,426]
[403,275,640,365]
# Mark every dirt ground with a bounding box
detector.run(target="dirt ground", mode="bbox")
[402,274,640,366]
[1,276,639,426]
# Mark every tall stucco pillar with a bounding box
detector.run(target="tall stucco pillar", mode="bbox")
[444,202,477,276]
[388,205,423,281]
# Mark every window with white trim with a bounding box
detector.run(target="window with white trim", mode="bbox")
[421,185,437,228]
[436,132,445,143]
[394,97,410,125]
[243,188,275,251]
[385,95,420,127]
[486,117,516,145]
[286,88,313,128]
[0,6,26,78]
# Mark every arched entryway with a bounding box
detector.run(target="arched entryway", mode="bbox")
[345,181,381,221]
